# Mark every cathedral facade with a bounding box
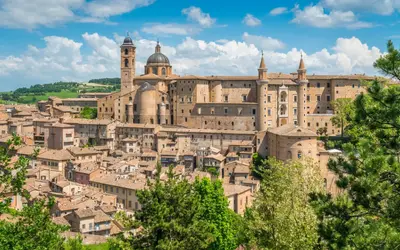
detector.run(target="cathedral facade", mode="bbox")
[98,35,373,135]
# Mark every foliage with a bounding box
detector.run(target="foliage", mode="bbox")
[88,78,121,85]
[63,235,86,250]
[0,134,67,249]
[205,166,219,177]
[80,107,98,119]
[310,40,400,249]
[123,165,241,250]
[251,153,268,178]
[330,98,354,137]
[0,198,68,250]
[243,158,323,249]
[113,210,135,229]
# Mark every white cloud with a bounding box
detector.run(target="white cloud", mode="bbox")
[182,6,216,27]
[292,4,373,29]
[0,34,383,91]
[141,23,201,35]
[270,7,288,16]
[84,0,155,18]
[242,14,262,27]
[242,32,285,51]
[322,0,400,15]
[0,0,155,29]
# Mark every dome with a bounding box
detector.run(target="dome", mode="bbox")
[146,52,170,65]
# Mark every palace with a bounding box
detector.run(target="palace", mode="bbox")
[98,34,373,135]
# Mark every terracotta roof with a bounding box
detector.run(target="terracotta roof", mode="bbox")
[223,184,251,196]
[141,151,157,157]
[62,98,98,102]
[117,123,157,129]
[268,124,317,137]
[52,216,71,226]
[204,153,225,162]
[53,106,79,113]
[37,149,73,161]
[75,208,96,218]
[93,210,111,223]
[99,205,117,214]
[64,118,113,125]
[68,147,100,156]
[45,122,74,128]
[17,145,43,156]
[91,174,147,190]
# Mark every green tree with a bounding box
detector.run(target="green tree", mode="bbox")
[244,158,323,249]
[330,98,354,137]
[310,40,400,249]
[126,165,241,250]
[0,134,67,249]
[63,235,86,250]
[80,107,97,119]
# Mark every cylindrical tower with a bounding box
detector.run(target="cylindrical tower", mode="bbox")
[297,54,308,128]
[159,102,166,125]
[139,82,157,124]
[257,52,269,131]
[211,82,222,103]
[126,101,134,123]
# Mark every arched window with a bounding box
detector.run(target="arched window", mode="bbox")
[280,91,287,102]
[124,49,128,55]
[317,82,320,88]
[162,68,166,75]
[280,104,287,116]
[129,96,132,101]
[125,59,129,67]
[152,67,157,74]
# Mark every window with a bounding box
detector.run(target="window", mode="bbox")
[352,84,355,88]
[82,224,86,229]
[198,108,201,114]
[224,95,229,102]
[124,59,129,67]
[307,122,310,127]
[124,49,128,55]
[268,108,272,116]
[317,95,321,101]
[181,109,184,114]
[316,122,319,127]
[327,82,331,88]
[297,151,302,159]
[211,108,215,115]
[307,83,310,88]
[293,108,297,115]
[317,82,321,88]
[307,95,310,102]
[129,201,132,208]
[252,109,256,115]
[268,120,272,127]
[224,108,228,114]
[327,95,331,101]
[293,95,297,102]
[267,95,272,103]
[89,223,93,230]
[152,67,157,74]
[162,68,166,75]
[242,95,247,102]
[188,97,192,103]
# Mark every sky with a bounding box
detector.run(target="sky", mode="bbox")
[0,0,400,91]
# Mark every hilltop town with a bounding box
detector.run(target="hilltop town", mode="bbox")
[0,34,376,245]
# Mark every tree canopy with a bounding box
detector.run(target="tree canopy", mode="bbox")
[80,107,98,119]
[310,40,400,248]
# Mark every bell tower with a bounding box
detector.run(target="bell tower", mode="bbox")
[120,33,136,95]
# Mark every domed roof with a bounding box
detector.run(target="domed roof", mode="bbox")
[147,52,170,65]
[146,40,170,65]
[123,36,133,45]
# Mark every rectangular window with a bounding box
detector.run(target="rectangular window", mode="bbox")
[268,109,272,116]
[307,95,310,102]
[327,96,331,101]
[293,108,297,115]
[224,95,229,102]
[267,95,272,103]
[293,96,297,102]
[252,109,256,115]
[317,96,321,102]
[242,95,247,102]
[224,108,228,114]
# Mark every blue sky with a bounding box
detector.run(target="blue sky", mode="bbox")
[0,0,399,91]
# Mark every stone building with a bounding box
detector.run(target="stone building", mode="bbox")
[97,35,374,136]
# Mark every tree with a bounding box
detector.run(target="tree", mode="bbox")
[0,134,67,249]
[243,158,323,249]
[80,107,97,119]
[125,165,241,250]
[330,98,354,137]
[310,40,400,248]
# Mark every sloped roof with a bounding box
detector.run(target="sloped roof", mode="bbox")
[268,124,317,137]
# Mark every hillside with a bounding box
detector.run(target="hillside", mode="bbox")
[0,78,121,104]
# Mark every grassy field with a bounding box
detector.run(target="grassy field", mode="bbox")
[86,243,109,250]
[19,90,79,103]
